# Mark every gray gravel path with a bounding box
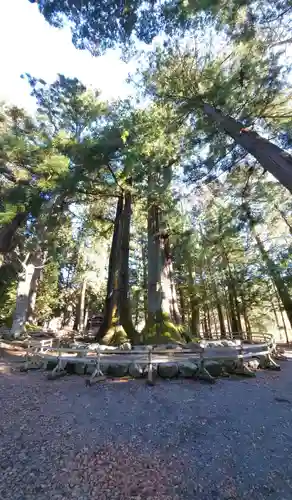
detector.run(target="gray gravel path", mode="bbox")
[1,361,292,500]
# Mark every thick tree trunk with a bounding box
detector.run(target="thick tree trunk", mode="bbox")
[147,202,162,328]
[145,199,182,342]
[10,250,43,338]
[161,235,181,325]
[133,289,141,328]
[26,249,47,324]
[96,195,123,340]
[0,212,28,254]
[201,102,292,193]
[118,181,140,343]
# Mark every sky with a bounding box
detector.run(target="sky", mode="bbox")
[0,0,136,112]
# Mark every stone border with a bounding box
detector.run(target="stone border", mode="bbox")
[21,339,282,385]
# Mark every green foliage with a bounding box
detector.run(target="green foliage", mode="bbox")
[35,0,292,55]
[34,262,59,324]
[0,264,17,327]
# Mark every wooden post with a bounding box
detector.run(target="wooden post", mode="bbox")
[86,347,106,386]
[146,347,154,385]
[235,344,255,377]
[197,345,215,383]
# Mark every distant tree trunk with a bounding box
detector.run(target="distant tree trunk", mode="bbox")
[10,250,44,338]
[141,240,148,324]
[220,247,242,334]
[274,203,292,235]
[201,102,292,194]
[75,277,87,332]
[205,304,212,338]
[206,259,225,338]
[216,300,226,338]
[190,296,200,337]
[247,211,292,329]
[210,305,219,338]
[118,180,140,344]
[273,285,289,343]
[187,262,200,336]
[96,195,123,340]
[242,305,252,340]
[224,294,232,337]
[178,285,186,324]
[227,284,241,334]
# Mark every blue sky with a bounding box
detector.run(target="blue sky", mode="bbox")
[0,0,136,112]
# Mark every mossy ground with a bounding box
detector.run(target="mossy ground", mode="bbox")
[142,312,184,344]
[102,325,129,346]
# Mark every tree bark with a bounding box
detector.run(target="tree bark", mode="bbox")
[141,240,148,324]
[118,180,140,343]
[145,199,182,342]
[0,212,28,253]
[147,201,162,328]
[96,195,123,340]
[216,300,226,338]
[10,250,43,338]
[26,257,44,324]
[161,234,181,325]
[201,102,292,194]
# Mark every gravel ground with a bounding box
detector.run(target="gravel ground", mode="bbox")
[1,359,292,500]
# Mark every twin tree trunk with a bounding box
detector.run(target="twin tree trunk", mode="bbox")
[96,183,139,343]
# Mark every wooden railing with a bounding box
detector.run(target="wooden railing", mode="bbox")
[21,333,280,384]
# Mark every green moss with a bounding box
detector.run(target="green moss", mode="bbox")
[142,312,184,344]
[102,325,129,346]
